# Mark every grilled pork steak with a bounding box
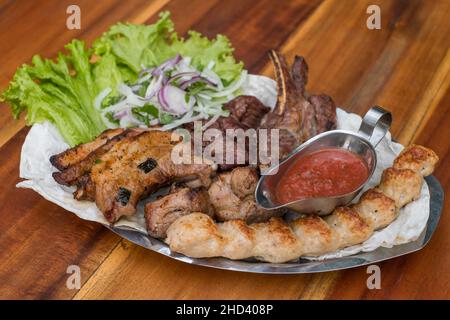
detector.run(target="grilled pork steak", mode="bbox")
[89,130,216,223]
[50,128,125,171]
[52,129,141,186]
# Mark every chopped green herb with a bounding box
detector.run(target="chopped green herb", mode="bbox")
[187,82,207,95]
[159,113,173,124]
[105,112,120,125]
[137,81,149,97]
[102,95,122,109]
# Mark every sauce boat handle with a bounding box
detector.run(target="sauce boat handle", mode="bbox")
[357,106,392,147]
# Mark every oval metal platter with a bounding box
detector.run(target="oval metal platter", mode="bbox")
[108,175,444,274]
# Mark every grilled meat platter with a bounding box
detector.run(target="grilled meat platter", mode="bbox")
[47,51,438,263]
[4,13,440,268]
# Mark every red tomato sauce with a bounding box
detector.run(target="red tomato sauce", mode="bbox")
[275,148,369,204]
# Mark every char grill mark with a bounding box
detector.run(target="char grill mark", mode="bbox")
[117,187,131,206]
[138,158,158,173]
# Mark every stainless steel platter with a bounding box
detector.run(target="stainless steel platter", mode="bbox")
[109,175,444,274]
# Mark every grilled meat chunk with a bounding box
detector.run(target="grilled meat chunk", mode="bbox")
[145,185,214,238]
[50,128,125,170]
[184,95,270,132]
[183,95,270,170]
[90,130,216,223]
[308,94,337,134]
[208,167,285,223]
[223,95,270,129]
[73,174,95,201]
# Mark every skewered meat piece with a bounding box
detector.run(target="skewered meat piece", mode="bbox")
[165,145,438,263]
[90,130,216,223]
[377,167,422,208]
[207,167,285,223]
[145,185,214,238]
[393,144,439,176]
[50,128,125,170]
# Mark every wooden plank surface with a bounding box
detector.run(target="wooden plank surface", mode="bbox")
[0,0,448,299]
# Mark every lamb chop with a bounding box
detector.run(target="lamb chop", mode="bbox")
[260,50,337,158]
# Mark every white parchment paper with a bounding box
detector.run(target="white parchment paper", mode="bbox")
[17,75,430,260]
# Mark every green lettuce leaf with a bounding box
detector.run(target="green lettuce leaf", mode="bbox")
[94,11,243,85]
[93,11,175,74]
[171,32,243,85]
[1,40,108,146]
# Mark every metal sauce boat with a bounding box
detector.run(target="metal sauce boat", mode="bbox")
[255,106,392,215]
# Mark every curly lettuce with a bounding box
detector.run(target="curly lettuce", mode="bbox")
[93,11,243,85]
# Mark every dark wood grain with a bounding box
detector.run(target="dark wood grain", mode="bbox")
[0,0,448,300]
[0,128,120,299]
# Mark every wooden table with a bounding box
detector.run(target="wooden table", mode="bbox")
[0,0,448,300]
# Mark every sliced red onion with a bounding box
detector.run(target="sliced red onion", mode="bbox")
[202,68,223,90]
[113,109,128,120]
[130,84,142,92]
[144,75,163,100]
[179,76,217,90]
[138,67,154,78]
[168,72,199,84]
[119,109,144,127]
[94,87,112,110]
[158,84,194,115]
[152,54,182,77]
